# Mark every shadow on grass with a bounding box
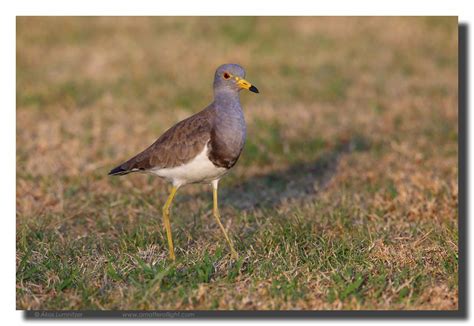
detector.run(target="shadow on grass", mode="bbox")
[211,136,369,211]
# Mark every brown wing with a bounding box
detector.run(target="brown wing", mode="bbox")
[109,108,213,175]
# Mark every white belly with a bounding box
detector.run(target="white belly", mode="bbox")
[150,144,227,187]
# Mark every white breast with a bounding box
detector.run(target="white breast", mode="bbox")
[150,144,228,187]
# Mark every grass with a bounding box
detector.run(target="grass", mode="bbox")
[16,17,458,310]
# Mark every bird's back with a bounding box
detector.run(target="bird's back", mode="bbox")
[109,106,214,175]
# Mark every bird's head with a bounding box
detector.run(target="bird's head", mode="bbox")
[213,63,259,94]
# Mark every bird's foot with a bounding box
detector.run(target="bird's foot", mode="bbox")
[169,251,176,261]
[230,249,239,260]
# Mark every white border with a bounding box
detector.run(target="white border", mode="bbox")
[3,1,472,325]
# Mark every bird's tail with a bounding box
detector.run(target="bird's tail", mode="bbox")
[108,164,132,176]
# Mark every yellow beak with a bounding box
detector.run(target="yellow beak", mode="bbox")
[236,78,259,93]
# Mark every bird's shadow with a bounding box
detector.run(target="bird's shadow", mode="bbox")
[181,136,368,212]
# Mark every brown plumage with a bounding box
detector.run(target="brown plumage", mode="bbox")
[109,107,214,175]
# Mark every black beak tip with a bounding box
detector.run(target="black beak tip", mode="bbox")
[249,85,259,93]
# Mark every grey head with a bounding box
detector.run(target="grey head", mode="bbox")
[213,63,259,96]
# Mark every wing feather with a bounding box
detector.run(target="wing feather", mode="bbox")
[109,107,214,175]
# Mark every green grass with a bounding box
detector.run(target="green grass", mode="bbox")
[16,196,455,309]
[16,17,458,310]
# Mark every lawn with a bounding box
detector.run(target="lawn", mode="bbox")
[16,17,458,310]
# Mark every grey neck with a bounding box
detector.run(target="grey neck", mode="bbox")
[213,88,241,109]
[210,87,247,156]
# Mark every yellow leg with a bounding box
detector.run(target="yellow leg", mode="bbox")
[162,186,179,261]
[212,181,238,259]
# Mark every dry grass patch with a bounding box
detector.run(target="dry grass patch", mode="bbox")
[17,17,458,310]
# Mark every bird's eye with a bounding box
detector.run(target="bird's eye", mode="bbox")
[223,72,230,79]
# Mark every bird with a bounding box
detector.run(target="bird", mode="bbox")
[108,64,259,261]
